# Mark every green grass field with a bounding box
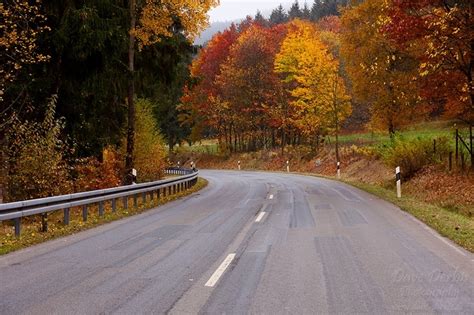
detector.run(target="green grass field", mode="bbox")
[332,120,467,146]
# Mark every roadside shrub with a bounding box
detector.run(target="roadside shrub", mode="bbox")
[74,146,123,191]
[4,95,72,201]
[380,135,450,179]
[132,99,167,182]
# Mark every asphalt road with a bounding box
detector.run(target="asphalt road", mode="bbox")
[0,170,473,314]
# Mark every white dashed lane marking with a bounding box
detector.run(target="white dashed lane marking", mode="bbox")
[205,253,236,287]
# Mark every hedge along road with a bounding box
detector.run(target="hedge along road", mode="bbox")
[0,170,472,314]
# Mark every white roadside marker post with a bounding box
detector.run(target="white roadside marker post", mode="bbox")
[336,161,341,179]
[238,160,241,171]
[286,160,290,173]
[177,161,180,168]
[396,166,401,198]
[132,168,137,184]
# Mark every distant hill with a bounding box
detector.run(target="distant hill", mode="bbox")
[194,21,236,46]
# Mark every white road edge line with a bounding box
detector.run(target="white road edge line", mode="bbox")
[420,220,466,256]
[269,194,274,199]
[205,253,236,287]
[255,211,266,222]
[434,234,466,256]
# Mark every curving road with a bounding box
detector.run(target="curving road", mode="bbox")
[0,170,473,314]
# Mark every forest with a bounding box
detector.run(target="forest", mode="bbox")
[1,0,473,203]
[182,0,473,154]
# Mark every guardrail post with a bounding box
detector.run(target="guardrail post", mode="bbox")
[133,194,138,208]
[173,184,176,194]
[82,205,88,221]
[123,196,128,209]
[41,213,48,232]
[142,192,146,204]
[150,191,154,201]
[64,208,70,225]
[112,198,117,212]
[99,201,104,217]
[168,186,172,195]
[158,188,161,199]
[14,218,21,237]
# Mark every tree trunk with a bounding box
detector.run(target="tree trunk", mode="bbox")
[125,0,137,185]
[388,118,395,139]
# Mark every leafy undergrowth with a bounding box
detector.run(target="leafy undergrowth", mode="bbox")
[0,178,208,256]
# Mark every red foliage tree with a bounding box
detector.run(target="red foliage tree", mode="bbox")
[385,0,474,123]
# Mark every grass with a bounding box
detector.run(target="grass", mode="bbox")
[331,120,467,146]
[345,179,473,253]
[0,178,208,256]
[173,139,219,154]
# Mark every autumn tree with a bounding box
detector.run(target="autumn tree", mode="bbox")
[340,0,423,135]
[275,19,351,156]
[179,24,240,144]
[385,0,474,123]
[216,23,288,151]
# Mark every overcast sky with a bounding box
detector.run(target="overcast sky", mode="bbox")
[208,0,302,22]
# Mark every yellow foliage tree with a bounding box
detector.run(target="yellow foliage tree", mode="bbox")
[275,19,351,158]
[132,99,167,182]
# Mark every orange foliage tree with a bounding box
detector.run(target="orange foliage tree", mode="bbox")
[340,0,425,135]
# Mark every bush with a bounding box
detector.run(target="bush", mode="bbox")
[379,135,450,179]
[74,147,123,191]
[4,95,72,201]
[132,99,167,182]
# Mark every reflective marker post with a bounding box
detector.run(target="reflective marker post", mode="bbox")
[132,168,137,184]
[238,160,241,171]
[336,161,341,179]
[286,160,290,173]
[396,166,401,198]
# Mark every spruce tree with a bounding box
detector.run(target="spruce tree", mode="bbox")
[288,0,302,20]
[269,4,288,25]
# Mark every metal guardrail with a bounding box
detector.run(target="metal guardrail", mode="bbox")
[0,167,199,237]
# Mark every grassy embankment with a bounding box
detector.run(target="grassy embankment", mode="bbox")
[0,178,208,256]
